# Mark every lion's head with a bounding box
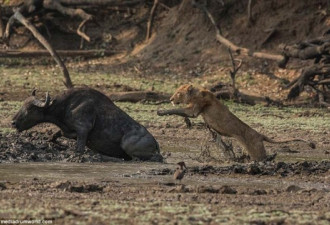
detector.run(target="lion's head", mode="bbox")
[170,84,198,105]
[170,84,215,106]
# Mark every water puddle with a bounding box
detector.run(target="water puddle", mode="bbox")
[0,162,328,191]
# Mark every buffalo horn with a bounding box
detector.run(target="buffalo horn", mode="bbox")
[33,92,51,108]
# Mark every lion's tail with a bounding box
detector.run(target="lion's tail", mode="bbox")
[262,135,316,149]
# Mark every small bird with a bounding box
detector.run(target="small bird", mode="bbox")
[173,161,187,183]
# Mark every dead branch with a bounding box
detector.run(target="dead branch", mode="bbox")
[43,0,92,42]
[209,82,282,106]
[59,0,143,6]
[192,0,287,67]
[318,78,330,85]
[4,9,21,40]
[0,5,4,38]
[0,49,120,58]
[247,0,253,25]
[279,42,330,61]
[193,1,329,105]
[11,10,73,89]
[146,0,159,41]
[108,91,170,103]
[287,65,330,100]
[192,1,242,97]
[318,92,330,108]
[77,18,90,42]
[159,2,170,10]
[4,2,36,40]
[229,54,242,94]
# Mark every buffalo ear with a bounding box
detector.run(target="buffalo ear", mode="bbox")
[44,92,51,108]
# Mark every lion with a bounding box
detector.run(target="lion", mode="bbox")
[157,84,315,161]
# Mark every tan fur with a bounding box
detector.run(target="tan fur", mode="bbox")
[159,84,314,161]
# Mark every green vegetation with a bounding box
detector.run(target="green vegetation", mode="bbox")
[1,66,329,135]
[0,197,328,224]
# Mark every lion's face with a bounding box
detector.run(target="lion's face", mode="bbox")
[170,84,194,105]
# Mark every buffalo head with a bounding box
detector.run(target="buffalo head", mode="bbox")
[12,90,51,132]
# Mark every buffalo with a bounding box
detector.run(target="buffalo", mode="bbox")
[12,88,163,161]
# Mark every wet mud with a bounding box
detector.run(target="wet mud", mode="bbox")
[0,130,121,163]
[0,110,329,224]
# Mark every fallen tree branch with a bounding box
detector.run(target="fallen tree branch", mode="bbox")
[318,78,330,85]
[279,42,330,61]
[209,82,282,106]
[4,8,21,40]
[77,18,90,42]
[11,10,73,88]
[287,65,330,100]
[60,0,143,6]
[193,0,329,106]
[0,49,121,58]
[318,92,330,108]
[108,91,170,103]
[146,0,159,41]
[4,2,36,40]
[0,5,4,38]
[43,0,92,42]
[192,0,287,67]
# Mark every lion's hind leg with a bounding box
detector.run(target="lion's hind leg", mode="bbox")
[239,135,267,161]
[248,139,267,161]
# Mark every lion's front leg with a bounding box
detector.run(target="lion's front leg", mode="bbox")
[157,105,201,118]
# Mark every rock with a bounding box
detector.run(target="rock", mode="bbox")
[219,185,237,194]
[286,185,302,193]
[250,189,267,195]
[196,186,219,193]
[54,181,71,190]
[0,182,7,190]
[247,164,262,175]
[69,184,104,193]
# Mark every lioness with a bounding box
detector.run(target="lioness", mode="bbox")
[157,84,314,161]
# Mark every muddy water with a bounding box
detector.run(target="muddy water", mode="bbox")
[0,162,328,190]
[0,162,169,182]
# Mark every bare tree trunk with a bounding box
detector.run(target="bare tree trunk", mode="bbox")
[146,0,159,41]
[247,0,253,25]
[0,5,4,38]
[0,49,120,58]
[12,10,73,89]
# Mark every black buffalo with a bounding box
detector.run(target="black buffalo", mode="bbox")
[12,88,162,161]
